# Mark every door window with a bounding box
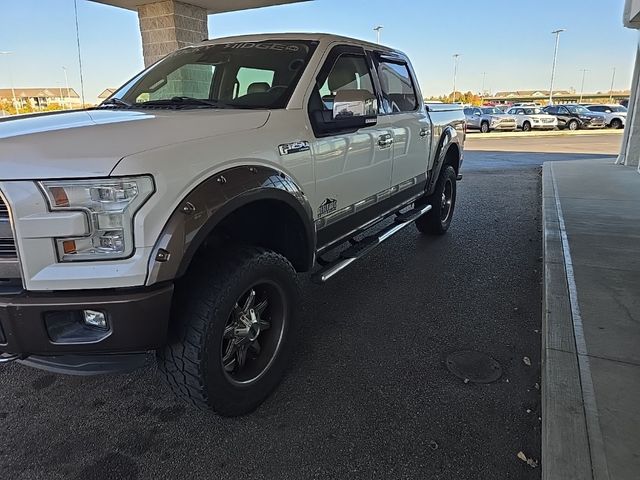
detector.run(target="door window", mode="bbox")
[314,54,376,112]
[377,60,419,113]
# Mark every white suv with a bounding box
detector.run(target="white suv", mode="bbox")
[585,104,627,129]
[506,106,558,131]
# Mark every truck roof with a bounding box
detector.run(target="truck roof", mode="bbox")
[201,32,401,55]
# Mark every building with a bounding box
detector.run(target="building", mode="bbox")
[97,88,118,100]
[619,0,640,170]
[0,88,82,110]
[485,89,630,106]
[90,0,311,67]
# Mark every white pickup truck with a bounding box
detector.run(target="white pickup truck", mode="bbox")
[0,33,464,416]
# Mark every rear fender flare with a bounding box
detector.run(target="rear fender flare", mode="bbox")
[426,125,461,195]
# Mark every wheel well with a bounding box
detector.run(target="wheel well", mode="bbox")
[444,143,461,174]
[192,199,312,273]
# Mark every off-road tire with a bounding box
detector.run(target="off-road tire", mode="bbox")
[415,165,457,235]
[158,246,301,416]
[480,122,490,133]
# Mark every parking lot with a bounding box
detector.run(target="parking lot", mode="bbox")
[0,133,622,480]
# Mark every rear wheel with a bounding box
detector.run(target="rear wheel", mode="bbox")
[480,122,490,133]
[415,165,457,235]
[568,119,579,131]
[522,121,532,132]
[158,246,300,416]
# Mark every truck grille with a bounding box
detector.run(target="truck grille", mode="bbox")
[0,196,17,258]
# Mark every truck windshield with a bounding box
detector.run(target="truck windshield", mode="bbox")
[110,40,316,110]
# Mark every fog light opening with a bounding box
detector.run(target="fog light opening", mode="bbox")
[83,310,108,330]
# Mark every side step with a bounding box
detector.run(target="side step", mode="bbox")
[311,204,432,283]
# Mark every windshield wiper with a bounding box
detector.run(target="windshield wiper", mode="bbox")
[99,97,132,108]
[137,96,229,108]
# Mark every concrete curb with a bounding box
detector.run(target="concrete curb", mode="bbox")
[542,163,593,480]
[469,129,623,140]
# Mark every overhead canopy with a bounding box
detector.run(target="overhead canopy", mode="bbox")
[90,0,310,14]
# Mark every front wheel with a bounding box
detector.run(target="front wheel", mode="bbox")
[568,119,579,131]
[480,122,490,133]
[522,121,532,132]
[611,118,623,129]
[158,246,300,416]
[415,165,457,235]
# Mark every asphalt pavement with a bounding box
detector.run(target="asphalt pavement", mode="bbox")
[0,134,621,480]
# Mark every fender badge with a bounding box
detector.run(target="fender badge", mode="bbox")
[318,198,337,217]
[279,141,310,156]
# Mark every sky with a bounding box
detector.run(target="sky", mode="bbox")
[0,0,637,103]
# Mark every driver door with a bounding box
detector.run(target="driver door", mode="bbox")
[308,45,393,247]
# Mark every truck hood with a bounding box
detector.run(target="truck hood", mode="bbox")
[0,108,270,180]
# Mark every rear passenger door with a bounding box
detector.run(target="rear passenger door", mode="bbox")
[373,54,431,188]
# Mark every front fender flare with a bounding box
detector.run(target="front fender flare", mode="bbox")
[146,165,315,285]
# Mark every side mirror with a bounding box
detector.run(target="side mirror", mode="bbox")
[475,112,481,116]
[312,89,378,136]
[332,89,378,119]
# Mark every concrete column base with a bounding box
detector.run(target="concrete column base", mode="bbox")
[138,0,208,67]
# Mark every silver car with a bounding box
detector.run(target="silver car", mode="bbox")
[506,106,558,131]
[464,106,517,133]
[585,104,627,129]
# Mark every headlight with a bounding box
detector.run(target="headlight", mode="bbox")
[39,176,154,261]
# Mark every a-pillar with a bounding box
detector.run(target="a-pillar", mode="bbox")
[137,0,209,67]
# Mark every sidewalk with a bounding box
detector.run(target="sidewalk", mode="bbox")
[542,159,640,480]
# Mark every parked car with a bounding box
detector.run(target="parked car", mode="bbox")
[542,104,606,130]
[0,33,465,416]
[506,106,558,131]
[511,102,542,108]
[585,104,627,129]
[463,106,517,133]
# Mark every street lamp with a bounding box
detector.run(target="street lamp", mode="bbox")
[62,66,70,110]
[578,69,589,104]
[373,26,383,44]
[609,67,617,103]
[549,29,565,105]
[0,51,19,114]
[452,54,461,102]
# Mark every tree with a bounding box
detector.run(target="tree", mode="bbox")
[424,91,483,105]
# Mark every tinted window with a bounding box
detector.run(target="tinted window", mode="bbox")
[464,108,473,115]
[377,60,418,113]
[588,106,604,112]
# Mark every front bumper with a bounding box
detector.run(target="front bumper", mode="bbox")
[0,284,173,357]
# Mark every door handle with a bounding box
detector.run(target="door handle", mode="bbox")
[378,134,393,148]
[419,128,429,137]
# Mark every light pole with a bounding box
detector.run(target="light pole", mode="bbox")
[0,51,19,114]
[549,29,565,105]
[452,54,461,102]
[62,66,70,109]
[373,26,383,45]
[609,67,617,103]
[579,69,589,103]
